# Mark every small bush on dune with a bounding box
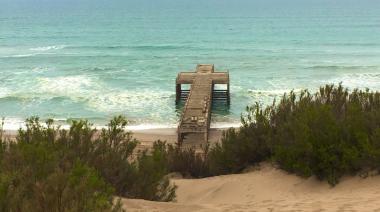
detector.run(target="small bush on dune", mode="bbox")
[209,84,380,185]
[208,104,272,175]
[130,143,176,201]
[151,141,210,178]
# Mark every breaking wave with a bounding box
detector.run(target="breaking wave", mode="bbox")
[30,45,67,51]
[327,73,380,90]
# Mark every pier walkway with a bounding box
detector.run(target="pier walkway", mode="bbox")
[176,64,230,147]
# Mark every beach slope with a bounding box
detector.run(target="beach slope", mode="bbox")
[122,164,380,211]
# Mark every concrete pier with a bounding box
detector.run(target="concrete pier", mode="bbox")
[176,64,230,146]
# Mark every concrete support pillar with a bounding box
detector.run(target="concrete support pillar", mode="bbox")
[175,83,181,104]
[227,83,231,105]
[177,132,182,144]
[211,83,215,104]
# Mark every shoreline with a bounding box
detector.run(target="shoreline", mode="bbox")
[0,118,240,131]
[1,127,229,145]
[0,124,239,131]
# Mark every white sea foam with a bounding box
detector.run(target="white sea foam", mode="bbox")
[0,117,233,131]
[0,52,58,58]
[327,73,380,90]
[0,115,173,131]
[1,53,38,58]
[1,117,25,131]
[87,89,173,113]
[36,75,96,98]
[34,76,177,123]
[32,67,52,74]
[30,45,66,51]
[0,45,67,58]
[0,118,73,131]
[247,88,302,97]
[0,87,10,98]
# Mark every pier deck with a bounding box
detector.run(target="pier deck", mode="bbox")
[176,64,230,146]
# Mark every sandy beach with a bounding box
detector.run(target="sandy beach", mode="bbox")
[122,163,380,211]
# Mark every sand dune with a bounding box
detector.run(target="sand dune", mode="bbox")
[5,128,380,211]
[123,164,380,211]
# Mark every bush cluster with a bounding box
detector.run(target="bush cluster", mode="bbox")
[0,116,176,211]
[203,84,380,185]
[151,141,210,178]
[153,84,380,186]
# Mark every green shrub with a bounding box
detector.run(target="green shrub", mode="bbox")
[0,118,4,165]
[203,84,380,185]
[266,85,380,185]
[0,135,119,211]
[208,104,271,175]
[130,143,176,201]
[157,141,210,178]
[0,115,177,211]
[169,147,209,178]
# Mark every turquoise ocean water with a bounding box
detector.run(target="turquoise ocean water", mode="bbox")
[1,0,380,129]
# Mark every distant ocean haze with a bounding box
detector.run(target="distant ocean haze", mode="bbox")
[0,0,380,129]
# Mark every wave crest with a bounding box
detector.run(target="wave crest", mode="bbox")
[328,73,380,90]
[30,45,66,51]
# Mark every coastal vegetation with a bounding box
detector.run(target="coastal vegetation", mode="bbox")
[0,116,175,211]
[159,84,380,186]
[1,84,380,210]
[216,84,380,185]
